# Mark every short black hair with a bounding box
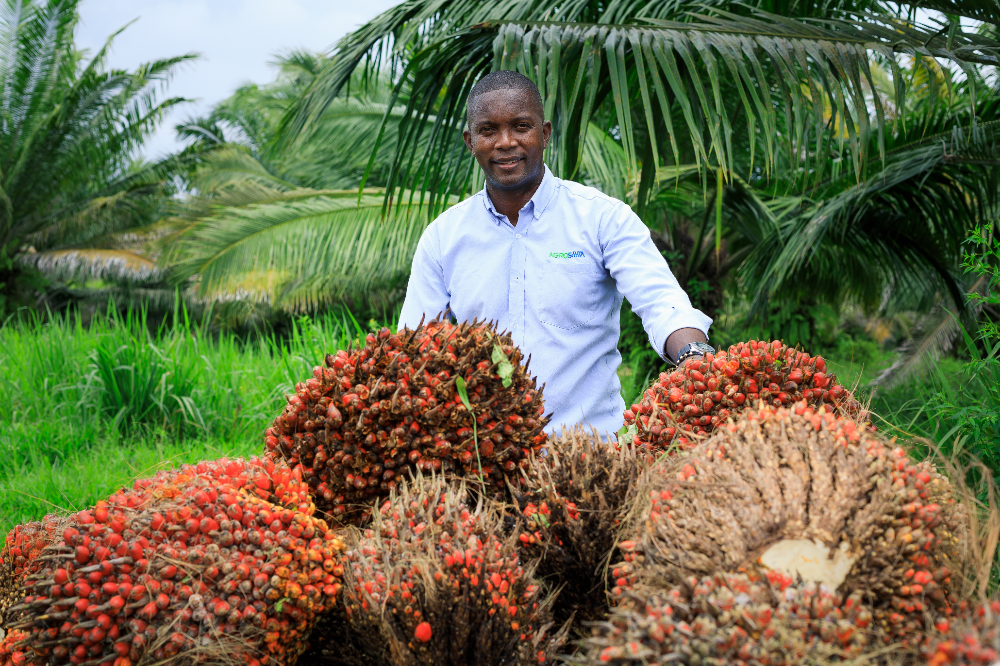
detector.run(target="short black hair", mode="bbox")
[466,70,543,127]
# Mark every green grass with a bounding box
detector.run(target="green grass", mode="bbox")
[0,306,383,534]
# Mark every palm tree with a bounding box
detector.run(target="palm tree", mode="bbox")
[280,0,997,316]
[0,0,195,311]
[162,53,446,320]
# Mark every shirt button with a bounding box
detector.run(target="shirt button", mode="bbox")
[515,234,521,239]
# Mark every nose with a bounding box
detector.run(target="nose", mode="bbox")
[495,127,516,149]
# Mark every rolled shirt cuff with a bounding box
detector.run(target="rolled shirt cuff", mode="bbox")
[650,308,714,363]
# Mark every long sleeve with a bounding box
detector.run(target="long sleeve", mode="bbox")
[399,229,451,330]
[600,203,712,360]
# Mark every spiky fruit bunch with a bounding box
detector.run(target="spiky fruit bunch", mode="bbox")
[513,428,644,629]
[586,572,879,665]
[624,340,857,450]
[922,602,1000,665]
[1,516,64,627]
[329,474,563,666]
[615,403,967,640]
[0,457,344,666]
[264,320,549,525]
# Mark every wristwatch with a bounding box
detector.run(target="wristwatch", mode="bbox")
[675,341,715,365]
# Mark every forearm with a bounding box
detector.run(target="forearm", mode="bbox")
[664,327,709,363]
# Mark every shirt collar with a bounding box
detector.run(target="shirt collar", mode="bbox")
[481,164,557,226]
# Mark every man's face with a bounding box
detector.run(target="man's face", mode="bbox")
[463,89,552,192]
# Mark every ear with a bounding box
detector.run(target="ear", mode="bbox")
[463,128,474,153]
[542,120,552,148]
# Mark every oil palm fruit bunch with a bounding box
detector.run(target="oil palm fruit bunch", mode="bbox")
[1,516,64,628]
[586,572,878,665]
[513,428,644,629]
[623,339,858,451]
[333,474,564,666]
[921,601,1000,665]
[264,319,549,524]
[0,457,345,666]
[613,403,967,642]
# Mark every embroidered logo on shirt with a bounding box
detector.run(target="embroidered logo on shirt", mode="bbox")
[549,251,586,259]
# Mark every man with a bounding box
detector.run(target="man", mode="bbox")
[399,70,713,435]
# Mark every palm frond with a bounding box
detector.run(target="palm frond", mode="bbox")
[738,111,1000,313]
[191,145,297,193]
[24,248,162,283]
[288,0,996,211]
[869,275,991,388]
[915,0,1000,26]
[578,122,631,200]
[167,187,437,312]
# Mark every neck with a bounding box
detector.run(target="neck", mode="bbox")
[485,168,544,227]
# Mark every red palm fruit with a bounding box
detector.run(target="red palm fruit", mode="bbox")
[264,319,549,525]
[922,601,1000,665]
[614,403,968,642]
[0,457,344,666]
[622,339,861,452]
[1,516,64,627]
[304,474,564,666]
[586,572,879,665]
[513,427,645,631]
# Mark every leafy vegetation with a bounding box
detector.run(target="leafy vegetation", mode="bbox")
[0,304,382,532]
[0,0,195,309]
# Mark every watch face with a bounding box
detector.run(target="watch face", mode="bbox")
[677,342,713,364]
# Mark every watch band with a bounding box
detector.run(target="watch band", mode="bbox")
[675,342,714,365]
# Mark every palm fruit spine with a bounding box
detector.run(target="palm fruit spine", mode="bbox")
[513,428,643,629]
[922,601,1000,665]
[0,457,344,666]
[1,516,64,628]
[615,403,966,641]
[586,572,877,665]
[624,339,858,450]
[335,474,563,666]
[264,320,548,524]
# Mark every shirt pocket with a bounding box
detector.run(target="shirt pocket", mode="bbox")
[537,258,609,330]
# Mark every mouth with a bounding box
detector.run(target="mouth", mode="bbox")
[492,156,524,171]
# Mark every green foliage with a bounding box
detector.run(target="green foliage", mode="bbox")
[618,300,667,405]
[712,301,841,352]
[0,303,386,531]
[290,0,995,199]
[163,58,448,317]
[873,226,1000,484]
[0,0,194,308]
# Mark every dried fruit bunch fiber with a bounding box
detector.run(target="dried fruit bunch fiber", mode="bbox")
[624,339,857,450]
[336,474,562,666]
[0,457,344,666]
[586,571,876,666]
[922,601,1000,666]
[1,516,64,627]
[513,428,643,629]
[265,320,548,524]
[615,403,966,641]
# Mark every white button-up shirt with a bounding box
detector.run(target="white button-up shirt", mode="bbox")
[399,165,711,436]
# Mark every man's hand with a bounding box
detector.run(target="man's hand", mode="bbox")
[665,328,709,364]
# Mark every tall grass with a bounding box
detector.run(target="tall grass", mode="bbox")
[0,305,385,532]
